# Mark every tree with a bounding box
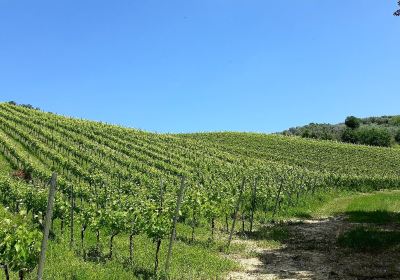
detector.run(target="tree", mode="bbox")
[395,1,400,16]
[341,128,358,144]
[345,116,361,129]
[390,116,400,126]
[357,127,392,147]
[395,130,400,143]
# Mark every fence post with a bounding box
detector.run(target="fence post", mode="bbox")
[37,172,57,280]
[165,177,186,274]
[227,178,245,249]
[154,178,165,276]
[70,184,75,248]
[272,177,284,220]
[249,177,257,233]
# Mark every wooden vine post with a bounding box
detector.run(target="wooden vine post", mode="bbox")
[70,184,75,248]
[227,178,245,249]
[154,178,165,276]
[249,176,257,233]
[272,176,284,220]
[37,172,57,280]
[165,176,186,274]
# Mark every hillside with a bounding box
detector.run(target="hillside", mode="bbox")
[1,103,399,189]
[0,102,400,279]
[179,132,400,178]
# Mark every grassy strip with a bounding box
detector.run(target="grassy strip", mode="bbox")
[318,190,400,252]
[316,190,400,221]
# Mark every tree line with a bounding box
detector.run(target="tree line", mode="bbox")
[283,115,400,148]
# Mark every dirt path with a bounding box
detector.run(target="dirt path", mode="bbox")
[227,216,400,280]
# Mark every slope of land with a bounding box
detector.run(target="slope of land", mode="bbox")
[179,132,400,180]
[0,102,399,279]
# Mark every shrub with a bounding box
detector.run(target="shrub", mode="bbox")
[357,127,392,147]
[341,128,358,144]
[390,116,400,126]
[395,130,400,143]
[294,124,340,141]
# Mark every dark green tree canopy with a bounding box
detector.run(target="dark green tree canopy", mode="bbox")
[345,116,361,129]
[341,128,358,144]
[395,130,400,143]
[357,127,392,147]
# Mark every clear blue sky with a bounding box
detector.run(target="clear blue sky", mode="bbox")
[1,1,399,133]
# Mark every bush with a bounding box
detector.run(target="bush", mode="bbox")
[345,116,361,129]
[395,130,400,143]
[341,127,392,147]
[357,127,392,147]
[285,123,341,141]
[341,128,358,144]
[390,116,400,126]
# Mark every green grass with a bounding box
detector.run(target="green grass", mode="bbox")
[247,224,289,249]
[39,222,238,280]
[254,189,400,255]
[345,210,400,224]
[313,190,400,252]
[247,225,289,242]
[259,188,352,221]
[0,210,238,280]
[316,190,400,222]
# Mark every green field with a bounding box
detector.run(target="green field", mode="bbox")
[0,103,399,279]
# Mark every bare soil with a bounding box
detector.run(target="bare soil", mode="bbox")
[227,216,400,280]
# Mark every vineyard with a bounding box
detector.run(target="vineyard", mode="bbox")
[0,102,399,279]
